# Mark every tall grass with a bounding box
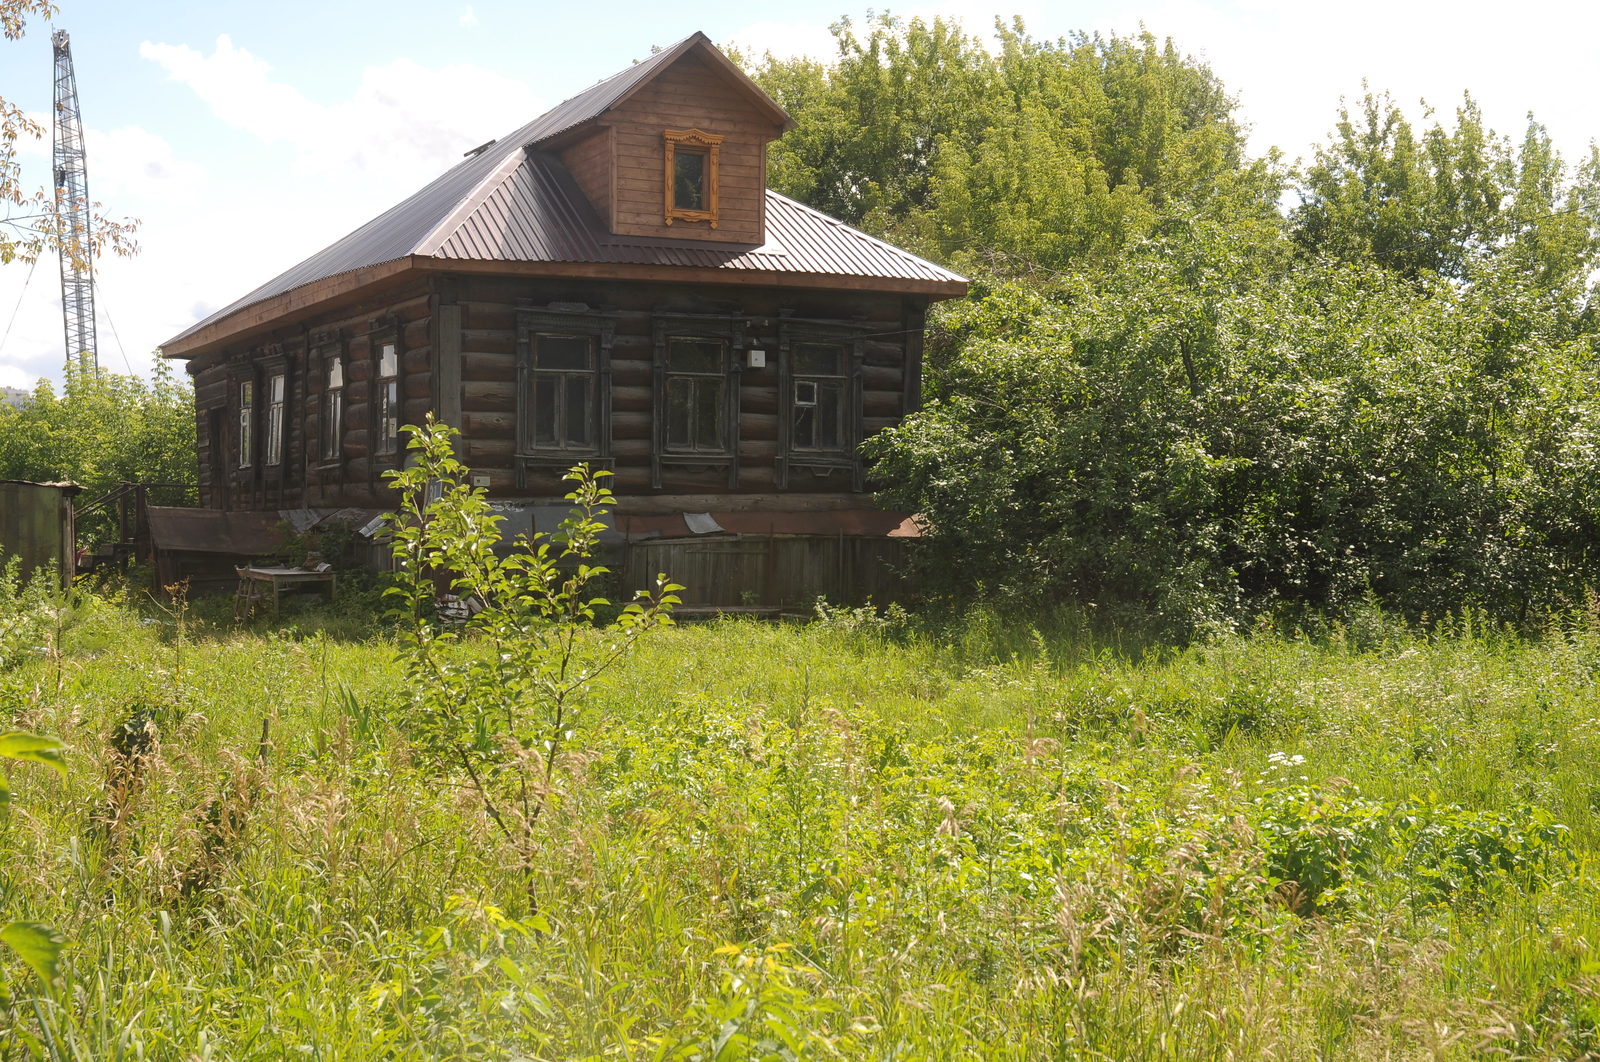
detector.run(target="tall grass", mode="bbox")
[2,596,1599,1058]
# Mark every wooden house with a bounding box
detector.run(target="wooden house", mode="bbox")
[158,32,967,608]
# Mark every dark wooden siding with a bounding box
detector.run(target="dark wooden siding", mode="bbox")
[189,282,433,511]
[451,275,919,498]
[558,126,614,228]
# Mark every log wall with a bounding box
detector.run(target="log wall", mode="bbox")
[189,282,434,511]
[189,273,928,509]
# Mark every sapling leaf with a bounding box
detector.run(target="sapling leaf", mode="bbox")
[1,921,66,986]
[0,732,66,773]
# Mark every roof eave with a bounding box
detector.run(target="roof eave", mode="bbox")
[410,256,968,298]
[158,258,418,361]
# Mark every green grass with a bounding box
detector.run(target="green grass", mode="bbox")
[4,596,1600,1059]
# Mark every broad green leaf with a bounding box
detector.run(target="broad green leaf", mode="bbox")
[0,733,66,774]
[1,921,66,985]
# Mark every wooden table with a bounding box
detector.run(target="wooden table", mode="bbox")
[234,566,337,619]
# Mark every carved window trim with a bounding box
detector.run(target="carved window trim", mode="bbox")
[776,317,867,491]
[652,312,745,489]
[663,128,723,228]
[514,303,616,490]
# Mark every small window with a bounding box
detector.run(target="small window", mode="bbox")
[791,341,847,452]
[237,380,254,470]
[665,337,728,453]
[322,357,344,462]
[663,128,723,228]
[673,150,707,212]
[264,372,286,466]
[375,341,399,457]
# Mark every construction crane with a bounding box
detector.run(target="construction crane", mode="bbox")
[51,28,97,374]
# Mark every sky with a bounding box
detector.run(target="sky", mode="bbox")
[1,0,1596,390]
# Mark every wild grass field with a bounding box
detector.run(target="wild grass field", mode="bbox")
[3,587,1600,1060]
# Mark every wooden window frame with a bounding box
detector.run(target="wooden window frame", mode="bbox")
[776,317,866,491]
[652,312,745,489]
[663,128,723,228]
[371,318,401,464]
[312,331,344,468]
[264,368,287,468]
[514,303,615,490]
[235,376,255,471]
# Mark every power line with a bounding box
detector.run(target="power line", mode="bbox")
[0,255,41,360]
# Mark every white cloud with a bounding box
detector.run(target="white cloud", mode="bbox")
[138,35,542,183]
[459,6,478,28]
[3,37,551,386]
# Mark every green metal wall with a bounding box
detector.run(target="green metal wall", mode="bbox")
[0,481,77,588]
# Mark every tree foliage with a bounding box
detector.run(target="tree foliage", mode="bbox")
[747,14,1600,628]
[1291,91,1600,294]
[869,226,1600,629]
[1,0,137,266]
[0,359,196,511]
[750,15,1272,272]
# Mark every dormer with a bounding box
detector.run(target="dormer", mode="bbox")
[532,33,795,246]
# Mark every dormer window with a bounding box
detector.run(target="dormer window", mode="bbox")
[663,128,722,228]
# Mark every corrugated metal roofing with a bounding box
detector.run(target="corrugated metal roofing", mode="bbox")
[164,32,962,351]
[419,153,962,285]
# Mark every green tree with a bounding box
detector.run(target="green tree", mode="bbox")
[868,219,1600,629]
[749,16,1264,272]
[0,358,196,538]
[1291,91,1600,295]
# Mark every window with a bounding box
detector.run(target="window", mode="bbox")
[777,322,865,490]
[237,380,254,469]
[265,372,286,466]
[375,340,399,457]
[665,337,728,452]
[322,355,344,462]
[791,342,847,452]
[515,305,614,488]
[652,314,744,489]
[662,128,723,228]
[524,334,596,451]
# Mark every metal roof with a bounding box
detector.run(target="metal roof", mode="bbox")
[163,33,963,352]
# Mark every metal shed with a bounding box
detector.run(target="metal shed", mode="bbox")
[0,480,82,589]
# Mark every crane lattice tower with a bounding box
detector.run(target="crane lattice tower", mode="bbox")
[52,29,96,373]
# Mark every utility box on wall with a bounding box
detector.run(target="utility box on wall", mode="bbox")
[0,480,82,589]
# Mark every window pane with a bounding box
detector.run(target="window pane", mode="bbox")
[535,334,592,372]
[668,337,722,373]
[533,377,557,445]
[270,374,285,402]
[327,358,343,389]
[666,378,693,448]
[696,379,724,450]
[795,404,815,450]
[674,151,706,211]
[817,381,842,449]
[565,375,591,447]
[379,343,398,378]
[379,380,399,453]
[794,342,843,376]
[323,392,342,460]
